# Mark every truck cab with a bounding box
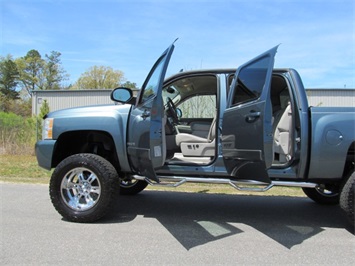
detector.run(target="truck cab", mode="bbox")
[118,44,278,184]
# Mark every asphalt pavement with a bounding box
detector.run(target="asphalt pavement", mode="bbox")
[1,182,354,265]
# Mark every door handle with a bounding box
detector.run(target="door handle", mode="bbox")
[246,111,261,123]
[141,110,150,119]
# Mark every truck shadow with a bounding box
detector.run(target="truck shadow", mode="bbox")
[103,190,353,250]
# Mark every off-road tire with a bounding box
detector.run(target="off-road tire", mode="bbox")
[49,153,118,223]
[120,179,148,195]
[340,171,355,226]
[302,185,340,205]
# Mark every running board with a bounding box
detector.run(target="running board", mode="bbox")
[133,175,317,192]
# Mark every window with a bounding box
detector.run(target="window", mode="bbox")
[140,54,167,103]
[178,95,216,118]
[230,55,270,106]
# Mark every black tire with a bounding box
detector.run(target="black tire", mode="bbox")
[49,153,118,223]
[120,179,148,195]
[302,184,340,205]
[340,171,355,226]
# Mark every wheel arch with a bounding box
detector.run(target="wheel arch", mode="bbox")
[342,141,355,180]
[52,130,120,172]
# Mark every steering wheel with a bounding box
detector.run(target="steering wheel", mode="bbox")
[166,97,179,124]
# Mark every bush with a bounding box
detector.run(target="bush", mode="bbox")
[0,96,32,117]
[0,112,37,155]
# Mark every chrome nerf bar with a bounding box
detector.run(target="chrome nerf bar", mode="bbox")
[133,175,317,192]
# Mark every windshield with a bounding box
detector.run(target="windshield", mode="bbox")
[162,85,181,105]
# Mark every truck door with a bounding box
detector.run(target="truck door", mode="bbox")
[127,44,175,182]
[222,46,278,183]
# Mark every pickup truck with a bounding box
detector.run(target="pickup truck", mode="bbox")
[35,44,355,225]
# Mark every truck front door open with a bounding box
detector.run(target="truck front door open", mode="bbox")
[127,44,175,182]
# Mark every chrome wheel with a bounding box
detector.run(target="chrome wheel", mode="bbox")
[50,154,118,222]
[119,176,148,195]
[315,184,339,197]
[120,178,139,188]
[60,167,101,211]
[302,184,340,205]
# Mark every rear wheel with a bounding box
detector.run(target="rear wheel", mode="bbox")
[120,176,148,195]
[50,153,118,223]
[340,171,355,226]
[302,184,340,205]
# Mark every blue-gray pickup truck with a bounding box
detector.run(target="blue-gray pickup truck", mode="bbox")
[35,44,355,225]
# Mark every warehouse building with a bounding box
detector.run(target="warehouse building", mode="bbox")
[306,89,355,107]
[32,88,355,116]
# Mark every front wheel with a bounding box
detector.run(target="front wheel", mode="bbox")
[302,184,340,205]
[49,153,118,223]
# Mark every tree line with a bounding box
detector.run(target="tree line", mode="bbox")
[0,49,137,117]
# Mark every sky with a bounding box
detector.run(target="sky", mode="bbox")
[1,0,354,89]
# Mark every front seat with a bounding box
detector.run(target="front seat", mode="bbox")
[175,117,217,157]
[273,102,292,163]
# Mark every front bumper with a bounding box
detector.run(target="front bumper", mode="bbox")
[35,140,56,170]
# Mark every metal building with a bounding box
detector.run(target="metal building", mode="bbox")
[32,88,355,116]
[306,89,355,107]
[32,90,112,116]
[31,89,139,116]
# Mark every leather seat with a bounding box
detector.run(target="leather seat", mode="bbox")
[175,117,217,157]
[273,102,292,163]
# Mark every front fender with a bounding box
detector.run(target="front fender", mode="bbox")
[49,104,132,172]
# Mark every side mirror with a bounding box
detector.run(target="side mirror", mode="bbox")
[110,87,134,103]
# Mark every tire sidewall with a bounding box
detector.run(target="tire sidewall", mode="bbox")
[340,171,355,226]
[302,186,340,205]
[50,154,117,222]
[120,180,148,195]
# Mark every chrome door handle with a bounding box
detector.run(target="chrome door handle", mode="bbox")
[246,111,261,123]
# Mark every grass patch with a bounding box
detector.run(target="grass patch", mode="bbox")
[0,155,305,197]
[0,155,52,184]
[147,182,305,197]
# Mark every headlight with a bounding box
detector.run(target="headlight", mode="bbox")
[42,118,54,140]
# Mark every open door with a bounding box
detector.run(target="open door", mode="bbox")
[127,44,175,182]
[222,46,278,183]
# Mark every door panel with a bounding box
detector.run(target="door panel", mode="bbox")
[127,44,175,182]
[222,46,278,183]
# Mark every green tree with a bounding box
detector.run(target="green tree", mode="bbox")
[0,98,31,117]
[16,49,45,96]
[74,65,125,90]
[121,80,138,89]
[36,99,50,139]
[39,99,50,118]
[0,55,20,100]
[44,51,69,90]
[16,49,68,96]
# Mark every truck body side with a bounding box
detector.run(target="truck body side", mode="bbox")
[36,69,354,184]
[308,107,355,180]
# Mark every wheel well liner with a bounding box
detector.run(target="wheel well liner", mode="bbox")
[52,130,119,170]
[343,141,355,177]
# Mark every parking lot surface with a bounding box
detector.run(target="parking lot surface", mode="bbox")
[1,183,354,265]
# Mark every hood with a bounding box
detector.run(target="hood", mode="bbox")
[45,104,132,119]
